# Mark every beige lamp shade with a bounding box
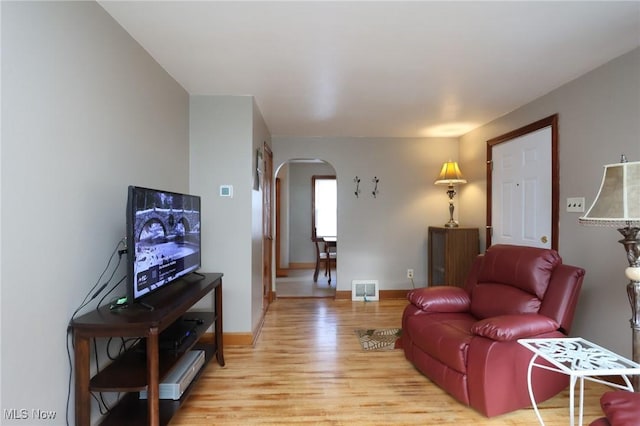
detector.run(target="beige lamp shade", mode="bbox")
[434,161,467,185]
[579,160,640,227]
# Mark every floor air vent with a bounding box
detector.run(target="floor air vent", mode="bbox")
[351,280,379,301]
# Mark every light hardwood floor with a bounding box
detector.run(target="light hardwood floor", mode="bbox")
[171,298,609,425]
[275,268,336,298]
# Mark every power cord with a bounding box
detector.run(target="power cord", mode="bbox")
[96,275,126,311]
[66,237,126,426]
[92,339,111,415]
[69,238,125,321]
[107,337,140,361]
[65,332,73,426]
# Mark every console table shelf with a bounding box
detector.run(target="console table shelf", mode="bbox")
[70,272,224,426]
[95,392,185,426]
[89,311,216,392]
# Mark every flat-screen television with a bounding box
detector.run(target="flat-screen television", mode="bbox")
[126,186,201,304]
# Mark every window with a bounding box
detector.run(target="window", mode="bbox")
[312,175,336,238]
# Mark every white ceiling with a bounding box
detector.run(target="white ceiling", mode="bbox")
[99,1,640,138]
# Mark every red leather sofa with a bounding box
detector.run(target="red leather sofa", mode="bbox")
[402,244,585,417]
[590,391,640,426]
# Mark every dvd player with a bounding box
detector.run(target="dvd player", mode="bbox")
[139,350,205,400]
[158,317,202,351]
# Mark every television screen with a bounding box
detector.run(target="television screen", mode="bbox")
[126,186,201,303]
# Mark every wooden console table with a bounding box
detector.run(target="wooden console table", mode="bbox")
[69,272,224,426]
[428,227,479,287]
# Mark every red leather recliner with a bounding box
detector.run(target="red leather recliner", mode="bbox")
[402,244,585,417]
[589,391,640,426]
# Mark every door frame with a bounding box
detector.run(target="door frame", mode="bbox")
[275,177,288,278]
[262,142,274,307]
[486,114,559,250]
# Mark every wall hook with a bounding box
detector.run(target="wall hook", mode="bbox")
[372,176,379,198]
[354,176,361,198]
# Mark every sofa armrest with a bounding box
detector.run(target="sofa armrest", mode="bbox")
[471,314,559,342]
[407,286,471,313]
[600,391,640,426]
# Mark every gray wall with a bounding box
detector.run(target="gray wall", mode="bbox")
[190,96,253,333]
[277,163,290,269]
[272,137,460,292]
[189,96,271,335]
[1,1,189,422]
[459,47,640,357]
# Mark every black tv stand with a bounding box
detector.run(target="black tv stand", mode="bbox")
[70,272,224,426]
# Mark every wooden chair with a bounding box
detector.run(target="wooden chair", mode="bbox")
[312,230,337,285]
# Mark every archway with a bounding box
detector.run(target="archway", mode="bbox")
[274,158,337,298]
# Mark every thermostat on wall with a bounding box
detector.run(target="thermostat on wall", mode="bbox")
[219,185,233,198]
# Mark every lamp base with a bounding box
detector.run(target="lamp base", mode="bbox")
[628,279,640,391]
[618,226,640,391]
[444,186,459,228]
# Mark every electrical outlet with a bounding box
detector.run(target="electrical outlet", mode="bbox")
[407,269,414,279]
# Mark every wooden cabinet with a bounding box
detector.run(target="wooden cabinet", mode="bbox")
[70,273,224,426]
[428,227,479,287]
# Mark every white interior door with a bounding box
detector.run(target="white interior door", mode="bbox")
[490,124,554,249]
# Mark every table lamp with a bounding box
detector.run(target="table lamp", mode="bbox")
[579,156,640,390]
[435,161,467,228]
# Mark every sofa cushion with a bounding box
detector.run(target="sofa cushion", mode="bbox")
[406,312,476,374]
[477,244,561,299]
[470,283,541,319]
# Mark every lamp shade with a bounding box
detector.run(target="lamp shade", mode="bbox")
[579,160,640,227]
[435,161,467,185]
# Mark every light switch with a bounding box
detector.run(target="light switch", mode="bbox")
[220,185,233,198]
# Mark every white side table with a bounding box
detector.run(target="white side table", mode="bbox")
[518,337,640,426]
